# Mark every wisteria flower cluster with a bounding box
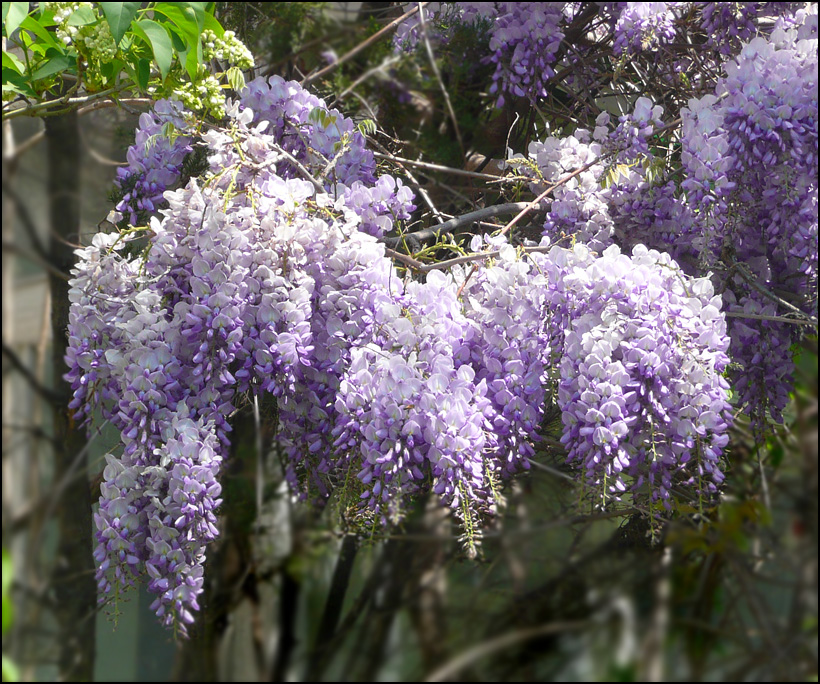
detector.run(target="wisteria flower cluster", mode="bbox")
[393,2,496,53]
[67,72,740,632]
[540,242,733,506]
[610,2,678,56]
[485,2,565,106]
[113,99,194,226]
[699,2,803,55]
[114,76,415,238]
[65,2,819,639]
[680,13,818,428]
[508,96,684,256]
[394,2,565,106]
[508,128,615,252]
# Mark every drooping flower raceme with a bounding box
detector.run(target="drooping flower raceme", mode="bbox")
[65,30,758,636]
[113,99,194,226]
[680,17,818,429]
[539,242,733,507]
[508,129,615,252]
[611,2,679,56]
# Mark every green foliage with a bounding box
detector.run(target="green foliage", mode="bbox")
[1,548,18,682]
[1,2,253,119]
[1,548,11,636]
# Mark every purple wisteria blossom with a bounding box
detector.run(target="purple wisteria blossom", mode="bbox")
[538,242,732,508]
[66,3,818,639]
[611,2,679,56]
[681,14,818,429]
[114,99,193,225]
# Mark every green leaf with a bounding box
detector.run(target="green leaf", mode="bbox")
[357,118,376,136]
[309,107,335,129]
[165,24,188,53]
[19,14,60,49]
[136,57,150,91]
[160,121,180,146]
[1,654,19,683]
[2,2,29,38]
[2,548,12,636]
[30,51,75,81]
[65,4,96,27]
[99,57,124,83]
[225,65,244,91]
[132,18,173,81]
[99,2,140,45]
[2,67,35,97]
[1,48,25,73]
[184,36,202,82]
[1,549,11,599]
[35,5,57,25]
[175,2,206,33]
[153,3,200,47]
[201,11,224,38]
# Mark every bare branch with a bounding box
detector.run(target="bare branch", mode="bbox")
[2,180,50,260]
[724,310,817,328]
[302,3,429,86]
[383,202,542,251]
[2,240,70,281]
[2,341,62,405]
[424,621,588,682]
[373,152,509,182]
[418,3,464,154]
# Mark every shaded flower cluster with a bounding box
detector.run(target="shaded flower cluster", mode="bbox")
[699,2,803,55]
[680,15,818,428]
[394,2,565,106]
[485,2,565,106]
[393,2,496,53]
[113,99,194,225]
[611,2,679,56]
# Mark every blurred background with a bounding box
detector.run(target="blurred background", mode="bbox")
[2,3,817,681]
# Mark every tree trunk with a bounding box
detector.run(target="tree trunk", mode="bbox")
[46,110,97,681]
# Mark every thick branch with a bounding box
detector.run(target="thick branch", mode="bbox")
[305,535,359,681]
[383,202,542,251]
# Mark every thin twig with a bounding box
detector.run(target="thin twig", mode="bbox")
[729,259,817,324]
[525,457,575,482]
[266,142,326,193]
[2,240,70,281]
[724,311,817,327]
[418,3,464,154]
[383,202,541,250]
[373,152,507,181]
[330,55,402,106]
[424,621,588,682]
[368,138,445,223]
[9,129,45,160]
[302,3,428,86]
[386,243,555,273]
[2,180,50,261]
[3,85,128,121]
